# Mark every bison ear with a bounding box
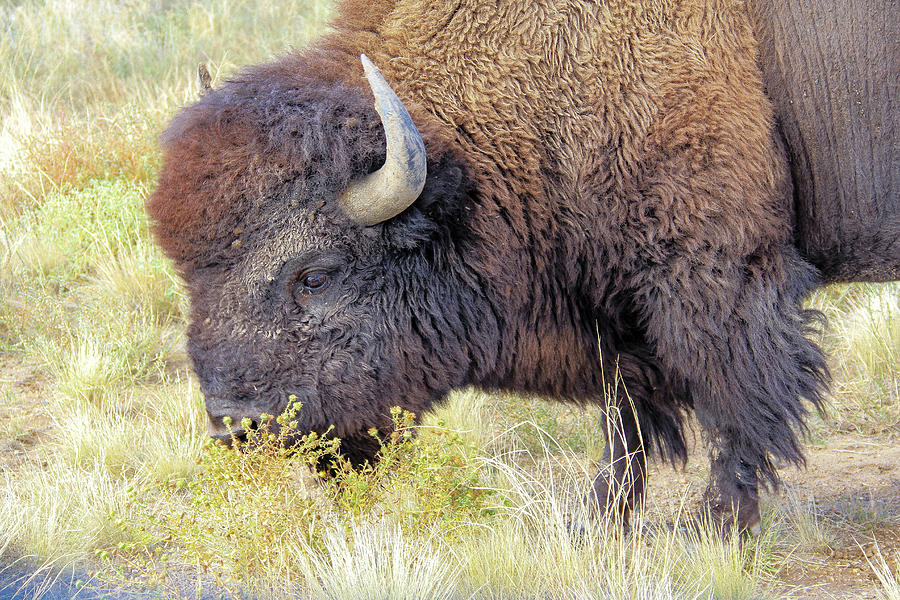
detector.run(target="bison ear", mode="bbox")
[198,63,213,94]
[382,159,467,250]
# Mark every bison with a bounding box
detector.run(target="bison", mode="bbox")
[148,0,898,533]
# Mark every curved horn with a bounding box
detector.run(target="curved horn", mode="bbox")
[339,54,427,226]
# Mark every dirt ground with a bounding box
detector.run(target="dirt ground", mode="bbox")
[770,436,899,600]
[0,355,52,472]
[647,431,900,599]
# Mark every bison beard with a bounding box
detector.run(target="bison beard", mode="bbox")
[148,0,893,534]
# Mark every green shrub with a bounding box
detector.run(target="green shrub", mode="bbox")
[99,399,490,596]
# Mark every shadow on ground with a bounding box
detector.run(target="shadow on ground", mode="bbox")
[0,560,243,600]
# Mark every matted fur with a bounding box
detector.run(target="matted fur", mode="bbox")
[147,0,887,529]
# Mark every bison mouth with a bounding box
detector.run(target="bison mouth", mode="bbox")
[206,412,254,444]
[203,397,383,469]
[204,395,299,446]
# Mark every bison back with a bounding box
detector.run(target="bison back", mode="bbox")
[747,0,899,283]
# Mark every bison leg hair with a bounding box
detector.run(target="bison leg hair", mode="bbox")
[589,400,646,529]
[586,343,690,530]
[633,247,828,532]
[704,440,762,535]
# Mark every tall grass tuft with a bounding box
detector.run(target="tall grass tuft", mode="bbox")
[0,462,134,560]
[296,519,461,600]
[807,283,900,434]
[763,488,834,556]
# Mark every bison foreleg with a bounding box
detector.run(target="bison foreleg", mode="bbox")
[704,440,762,535]
[636,247,828,533]
[589,400,646,531]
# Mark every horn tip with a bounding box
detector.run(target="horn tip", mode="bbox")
[360,54,378,78]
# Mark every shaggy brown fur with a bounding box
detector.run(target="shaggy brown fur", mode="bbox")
[149,0,892,532]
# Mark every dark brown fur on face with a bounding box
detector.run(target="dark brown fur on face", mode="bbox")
[148,0,896,533]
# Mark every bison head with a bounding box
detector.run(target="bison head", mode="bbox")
[149,56,498,465]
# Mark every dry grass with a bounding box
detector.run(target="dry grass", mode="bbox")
[764,489,835,556]
[868,547,900,600]
[0,1,897,599]
[807,284,900,435]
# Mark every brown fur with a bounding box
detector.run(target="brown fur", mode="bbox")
[148,0,883,532]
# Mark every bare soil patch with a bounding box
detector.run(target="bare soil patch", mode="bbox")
[647,430,900,599]
[0,354,53,471]
[773,435,900,600]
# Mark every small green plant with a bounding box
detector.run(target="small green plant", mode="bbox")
[98,398,490,596]
[326,406,492,532]
[102,396,340,595]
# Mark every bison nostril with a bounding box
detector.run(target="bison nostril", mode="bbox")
[207,415,233,438]
[208,426,248,446]
[209,431,238,446]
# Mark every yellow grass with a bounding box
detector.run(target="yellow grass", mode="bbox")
[0,1,897,598]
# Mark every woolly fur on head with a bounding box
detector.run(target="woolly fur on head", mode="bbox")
[149,78,386,270]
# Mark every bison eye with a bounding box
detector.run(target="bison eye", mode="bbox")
[300,271,329,293]
[283,256,341,305]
